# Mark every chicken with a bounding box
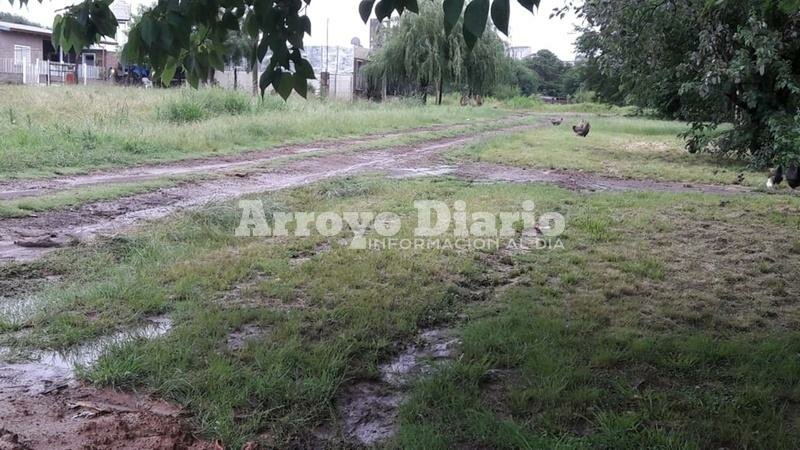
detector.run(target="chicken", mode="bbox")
[766,165,799,189]
[572,121,591,137]
[551,117,563,126]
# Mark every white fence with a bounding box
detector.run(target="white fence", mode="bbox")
[0,58,103,85]
[215,65,355,101]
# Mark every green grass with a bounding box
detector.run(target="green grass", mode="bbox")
[0,178,185,218]
[0,85,508,180]
[2,176,800,447]
[448,115,767,186]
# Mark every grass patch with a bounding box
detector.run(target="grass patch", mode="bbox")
[448,115,767,186]
[2,177,800,447]
[0,178,183,218]
[0,85,508,180]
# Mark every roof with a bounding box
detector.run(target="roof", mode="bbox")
[0,20,52,37]
[0,20,117,47]
[110,0,132,21]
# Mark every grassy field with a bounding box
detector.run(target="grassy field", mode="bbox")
[0,85,507,180]
[1,88,798,448]
[448,116,766,187]
[2,175,800,447]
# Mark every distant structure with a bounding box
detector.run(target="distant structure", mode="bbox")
[110,0,132,50]
[507,46,533,60]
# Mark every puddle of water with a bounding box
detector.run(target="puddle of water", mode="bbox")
[0,316,172,394]
[0,295,48,327]
[338,328,461,446]
[391,165,455,178]
[34,316,172,371]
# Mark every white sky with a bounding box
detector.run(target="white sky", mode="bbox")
[1,0,579,60]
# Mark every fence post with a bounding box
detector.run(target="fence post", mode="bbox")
[83,63,88,85]
[22,58,27,84]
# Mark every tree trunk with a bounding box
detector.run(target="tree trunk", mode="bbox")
[252,62,258,97]
[437,76,443,105]
[251,42,259,97]
[233,67,238,90]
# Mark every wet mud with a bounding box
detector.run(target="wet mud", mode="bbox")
[452,162,760,195]
[0,317,216,450]
[338,329,461,446]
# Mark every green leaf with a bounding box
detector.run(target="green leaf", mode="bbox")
[161,57,178,86]
[276,72,295,100]
[295,58,316,80]
[300,16,312,34]
[259,69,275,96]
[516,0,537,12]
[443,0,465,35]
[463,0,489,49]
[221,11,238,30]
[244,13,258,39]
[294,74,308,98]
[375,0,395,21]
[491,0,510,36]
[140,15,157,46]
[359,0,376,22]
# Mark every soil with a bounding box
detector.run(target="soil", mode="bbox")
[0,384,217,450]
[452,162,760,195]
[0,115,529,201]
[338,328,461,446]
[0,120,545,263]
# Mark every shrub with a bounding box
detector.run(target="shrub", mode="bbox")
[503,95,544,109]
[159,88,254,123]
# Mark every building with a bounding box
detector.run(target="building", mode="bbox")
[0,20,57,83]
[0,7,129,85]
[507,46,533,60]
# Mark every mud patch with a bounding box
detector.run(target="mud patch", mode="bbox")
[0,384,216,450]
[338,328,461,446]
[453,162,761,195]
[226,323,268,352]
[0,316,172,395]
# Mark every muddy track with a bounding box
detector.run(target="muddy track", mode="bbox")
[0,117,782,264]
[0,120,546,263]
[451,162,763,195]
[0,114,531,201]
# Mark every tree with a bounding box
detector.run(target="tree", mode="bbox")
[523,49,568,96]
[363,0,507,104]
[493,56,540,98]
[0,11,44,26]
[7,0,542,98]
[575,0,800,167]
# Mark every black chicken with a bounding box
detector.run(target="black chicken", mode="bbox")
[573,121,591,137]
[767,164,799,189]
[551,118,563,126]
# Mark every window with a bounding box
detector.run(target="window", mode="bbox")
[13,45,31,65]
[82,53,96,66]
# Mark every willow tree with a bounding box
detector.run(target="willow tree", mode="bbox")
[365,0,505,104]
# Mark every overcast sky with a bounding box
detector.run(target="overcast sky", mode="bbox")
[1,0,580,60]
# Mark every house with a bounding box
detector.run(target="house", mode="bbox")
[507,46,533,60]
[0,4,130,85]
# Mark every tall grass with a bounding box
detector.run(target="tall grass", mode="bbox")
[158,88,256,123]
[0,85,506,179]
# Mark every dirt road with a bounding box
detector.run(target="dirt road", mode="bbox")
[0,117,775,263]
[0,119,544,262]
